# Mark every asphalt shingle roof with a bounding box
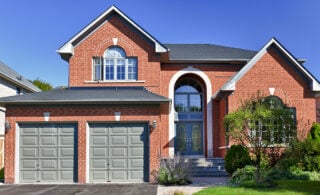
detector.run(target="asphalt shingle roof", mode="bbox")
[0,60,40,92]
[0,87,170,105]
[164,44,257,62]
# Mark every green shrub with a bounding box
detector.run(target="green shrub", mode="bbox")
[268,167,320,181]
[308,123,320,142]
[225,145,252,174]
[229,165,257,185]
[230,165,277,188]
[155,154,190,185]
[277,123,320,172]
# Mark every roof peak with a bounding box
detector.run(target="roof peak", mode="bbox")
[57,5,167,61]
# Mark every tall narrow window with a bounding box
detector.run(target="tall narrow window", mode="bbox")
[93,57,103,81]
[92,46,137,81]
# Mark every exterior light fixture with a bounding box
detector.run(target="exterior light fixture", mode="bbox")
[5,120,11,131]
[152,120,157,129]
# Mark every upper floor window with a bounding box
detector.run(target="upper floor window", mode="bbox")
[93,46,137,81]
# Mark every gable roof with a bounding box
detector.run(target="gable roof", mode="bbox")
[57,5,167,60]
[0,60,40,92]
[0,87,170,105]
[164,44,257,62]
[220,38,320,92]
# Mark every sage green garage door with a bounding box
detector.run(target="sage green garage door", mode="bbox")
[19,123,77,183]
[89,123,148,182]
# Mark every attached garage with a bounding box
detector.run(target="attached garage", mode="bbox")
[19,123,77,183]
[89,123,148,182]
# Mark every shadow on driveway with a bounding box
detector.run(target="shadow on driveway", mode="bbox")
[0,183,157,195]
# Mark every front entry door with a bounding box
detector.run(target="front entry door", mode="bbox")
[175,122,202,155]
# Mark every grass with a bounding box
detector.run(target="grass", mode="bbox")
[195,180,320,195]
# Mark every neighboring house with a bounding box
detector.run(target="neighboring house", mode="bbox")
[0,60,40,169]
[0,6,319,184]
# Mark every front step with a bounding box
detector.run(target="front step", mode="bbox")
[186,158,229,177]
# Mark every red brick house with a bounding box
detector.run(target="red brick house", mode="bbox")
[1,6,319,184]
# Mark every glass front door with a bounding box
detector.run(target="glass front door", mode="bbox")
[175,122,202,155]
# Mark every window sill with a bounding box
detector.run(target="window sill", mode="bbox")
[84,80,146,84]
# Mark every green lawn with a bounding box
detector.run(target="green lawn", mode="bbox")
[195,180,320,195]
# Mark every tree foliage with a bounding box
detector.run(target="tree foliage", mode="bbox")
[225,144,252,174]
[32,78,53,91]
[223,92,296,182]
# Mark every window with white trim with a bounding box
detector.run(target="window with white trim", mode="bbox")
[93,46,137,81]
[249,96,296,145]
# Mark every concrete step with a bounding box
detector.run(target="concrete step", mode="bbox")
[184,158,229,177]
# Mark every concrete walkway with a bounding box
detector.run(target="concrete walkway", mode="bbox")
[157,177,230,195]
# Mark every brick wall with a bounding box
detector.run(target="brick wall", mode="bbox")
[69,15,161,94]
[226,48,316,148]
[4,104,167,184]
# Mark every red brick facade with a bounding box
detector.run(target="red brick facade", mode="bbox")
[3,6,318,183]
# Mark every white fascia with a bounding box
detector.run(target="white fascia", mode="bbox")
[57,6,167,55]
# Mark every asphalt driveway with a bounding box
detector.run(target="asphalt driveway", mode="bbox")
[0,183,157,195]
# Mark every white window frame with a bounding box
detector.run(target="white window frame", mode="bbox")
[92,47,137,81]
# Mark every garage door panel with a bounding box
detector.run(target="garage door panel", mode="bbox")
[92,136,108,145]
[90,123,148,182]
[92,148,108,157]
[110,147,127,157]
[21,159,38,169]
[21,128,38,135]
[130,159,143,168]
[41,126,56,134]
[21,171,38,182]
[21,136,38,146]
[130,171,144,180]
[60,159,74,169]
[60,136,74,146]
[91,126,107,134]
[40,171,58,181]
[110,136,127,145]
[41,159,58,169]
[21,148,38,157]
[129,147,144,157]
[110,171,127,180]
[110,159,127,169]
[91,159,107,169]
[40,148,58,158]
[40,136,57,145]
[60,125,75,134]
[60,171,74,180]
[91,171,108,180]
[130,135,143,145]
[60,147,74,157]
[110,126,127,134]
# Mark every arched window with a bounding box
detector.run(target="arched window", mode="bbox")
[92,46,137,81]
[174,78,203,113]
[250,96,296,145]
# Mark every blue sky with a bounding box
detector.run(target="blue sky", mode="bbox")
[0,0,319,87]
